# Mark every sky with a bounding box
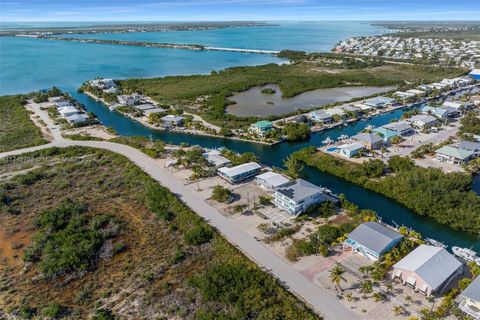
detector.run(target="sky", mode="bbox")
[1,0,480,22]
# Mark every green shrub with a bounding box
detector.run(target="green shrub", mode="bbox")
[184,224,213,245]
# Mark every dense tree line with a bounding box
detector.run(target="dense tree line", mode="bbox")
[293,148,480,235]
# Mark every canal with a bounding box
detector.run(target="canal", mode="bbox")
[72,91,480,251]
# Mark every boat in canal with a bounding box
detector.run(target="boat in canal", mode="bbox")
[425,238,448,249]
[452,246,479,263]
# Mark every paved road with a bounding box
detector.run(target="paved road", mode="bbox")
[0,104,360,320]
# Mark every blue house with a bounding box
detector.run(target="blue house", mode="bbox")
[345,222,403,261]
[469,69,480,81]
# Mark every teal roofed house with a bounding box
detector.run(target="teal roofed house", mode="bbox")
[435,146,474,164]
[250,120,273,137]
[372,127,398,144]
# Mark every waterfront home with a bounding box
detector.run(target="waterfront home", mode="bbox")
[143,108,167,116]
[353,103,374,112]
[394,91,416,100]
[352,133,384,150]
[58,105,80,117]
[272,179,328,216]
[393,245,463,296]
[249,120,273,137]
[469,69,480,80]
[383,122,415,136]
[308,110,332,123]
[364,96,396,108]
[202,149,231,168]
[442,100,470,114]
[325,107,346,118]
[90,78,116,90]
[407,89,425,96]
[65,113,89,125]
[344,222,403,261]
[406,115,437,130]
[337,142,364,158]
[117,94,141,106]
[459,141,480,156]
[48,96,70,108]
[133,103,157,112]
[457,276,480,319]
[339,105,361,113]
[421,105,457,119]
[218,162,262,184]
[255,172,290,192]
[161,115,185,127]
[373,127,399,145]
[435,146,474,164]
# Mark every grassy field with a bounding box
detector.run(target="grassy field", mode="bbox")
[0,95,47,152]
[117,62,466,128]
[0,147,319,319]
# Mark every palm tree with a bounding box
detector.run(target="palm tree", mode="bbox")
[393,305,405,316]
[329,265,346,291]
[283,155,304,179]
[359,265,371,277]
[360,280,373,298]
[385,283,394,294]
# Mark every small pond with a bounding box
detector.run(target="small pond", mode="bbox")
[226,84,396,117]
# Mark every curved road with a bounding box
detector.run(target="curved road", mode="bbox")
[0,104,359,320]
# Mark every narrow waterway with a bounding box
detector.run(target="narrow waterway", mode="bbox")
[72,90,480,251]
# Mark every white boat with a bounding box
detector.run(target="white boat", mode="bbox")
[425,238,447,249]
[365,124,375,131]
[337,134,349,141]
[322,137,334,145]
[452,246,478,262]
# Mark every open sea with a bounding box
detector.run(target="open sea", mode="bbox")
[0,21,383,95]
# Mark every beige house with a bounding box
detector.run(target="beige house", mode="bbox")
[393,245,463,296]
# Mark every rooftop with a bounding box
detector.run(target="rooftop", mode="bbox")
[218,162,261,178]
[255,172,290,188]
[348,222,403,255]
[352,133,383,145]
[461,276,480,302]
[251,120,273,129]
[275,179,324,203]
[393,245,462,291]
[436,145,474,160]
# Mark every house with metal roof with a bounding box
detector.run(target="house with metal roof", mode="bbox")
[406,115,437,130]
[373,127,399,144]
[344,222,403,261]
[203,149,231,168]
[352,133,384,150]
[58,105,80,117]
[249,120,273,137]
[393,245,463,296]
[435,145,474,164]
[255,172,290,191]
[65,113,90,125]
[337,142,364,158]
[143,107,167,116]
[272,179,329,216]
[161,115,185,126]
[458,276,480,319]
[364,96,396,108]
[459,141,480,156]
[421,105,457,119]
[383,122,415,136]
[308,110,332,123]
[218,162,262,183]
[133,103,157,112]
